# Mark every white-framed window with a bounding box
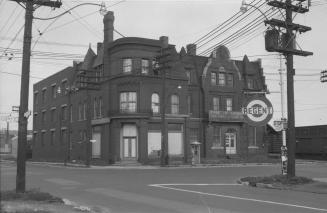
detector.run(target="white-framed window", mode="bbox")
[226,73,233,87]
[187,95,191,114]
[93,97,98,119]
[42,111,46,124]
[218,73,226,86]
[98,97,103,118]
[152,59,159,75]
[211,72,217,85]
[151,93,160,114]
[213,97,219,111]
[83,102,87,120]
[189,128,198,143]
[120,92,137,113]
[41,131,45,146]
[212,126,222,148]
[123,58,132,73]
[42,89,47,103]
[171,94,179,114]
[51,85,56,99]
[50,130,55,145]
[61,106,67,121]
[70,105,73,122]
[141,59,149,74]
[226,98,233,111]
[34,92,38,106]
[51,108,56,122]
[247,78,254,89]
[78,103,83,121]
[186,70,191,84]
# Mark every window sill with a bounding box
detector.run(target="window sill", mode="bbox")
[248,146,259,149]
[211,146,224,150]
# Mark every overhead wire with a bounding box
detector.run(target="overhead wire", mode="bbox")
[0,24,24,57]
[228,11,285,50]
[0,4,19,35]
[199,5,277,56]
[196,0,266,53]
[193,0,259,47]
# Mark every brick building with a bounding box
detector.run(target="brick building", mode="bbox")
[32,11,269,164]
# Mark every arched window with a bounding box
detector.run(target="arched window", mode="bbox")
[171,94,179,114]
[151,93,160,114]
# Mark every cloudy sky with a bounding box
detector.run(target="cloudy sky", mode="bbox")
[0,0,326,130]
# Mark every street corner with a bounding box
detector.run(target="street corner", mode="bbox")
[63,198,112,213]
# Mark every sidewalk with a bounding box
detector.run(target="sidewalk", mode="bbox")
[2,158,327,169]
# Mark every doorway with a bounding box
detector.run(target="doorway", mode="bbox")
[225,130,236,154]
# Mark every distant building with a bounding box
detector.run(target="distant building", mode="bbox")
[267,125,327,159]
[32,11,269,164]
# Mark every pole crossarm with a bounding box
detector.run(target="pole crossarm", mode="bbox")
[271,47,313,57]
[267,0,309,13]
[264,18,311,33]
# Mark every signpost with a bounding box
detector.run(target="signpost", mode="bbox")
[242,96,273,127]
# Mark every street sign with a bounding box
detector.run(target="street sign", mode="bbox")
[273,120,283,131]
[242,96,273,126]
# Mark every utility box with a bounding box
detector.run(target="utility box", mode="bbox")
[190,141,201,165]
[281,33,296,49]
[265,29,280,52]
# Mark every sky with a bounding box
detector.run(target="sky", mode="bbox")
[0,0,326,131]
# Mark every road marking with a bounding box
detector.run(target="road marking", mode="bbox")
[150,184,327,212]
[45,178,82,186]
[149,183,240,186]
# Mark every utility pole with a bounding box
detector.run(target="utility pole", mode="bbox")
[76,69,100,167]
[9,0,62,193]
[156,46,172,166]
[265,0,312,177]
[278,55,286,147]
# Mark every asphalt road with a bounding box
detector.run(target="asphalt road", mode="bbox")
[1,161,327,213]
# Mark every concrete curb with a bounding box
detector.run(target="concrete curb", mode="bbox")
[2,159,327,169]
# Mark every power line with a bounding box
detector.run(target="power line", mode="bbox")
[0,24,24,57]
[0,4,19,35]
[199,5,276,56]
[0,36,88,48]
[193,0,260,47]
[0,71,44,80]
[45,10,98,33]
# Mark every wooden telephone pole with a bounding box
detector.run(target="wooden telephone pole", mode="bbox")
[265,0,312,177]
[9,0,62,193]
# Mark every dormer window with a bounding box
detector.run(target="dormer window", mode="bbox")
[247,78,255,89]
[123,58,132,73]
[218,73,226,86]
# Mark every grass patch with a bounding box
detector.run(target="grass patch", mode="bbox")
[1,189,63,203]
[240,175,314,186]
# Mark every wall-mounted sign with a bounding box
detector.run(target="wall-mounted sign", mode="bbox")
[242,96,273,126]
[209,111,244,122]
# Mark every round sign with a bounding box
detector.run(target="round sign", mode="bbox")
[242,96,273,126]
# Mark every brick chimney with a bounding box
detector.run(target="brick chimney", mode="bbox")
[103,11,114,45]
[186,44,196,56]
[159,36,169,48]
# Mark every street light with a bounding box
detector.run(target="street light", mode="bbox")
[240,0,269,20]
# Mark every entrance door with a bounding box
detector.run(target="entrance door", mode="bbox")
[123,137,136,159]
[92,132,101,158]
[122,124,137,161]
[225,132,236,154]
